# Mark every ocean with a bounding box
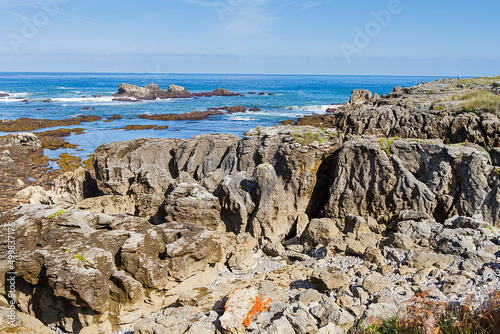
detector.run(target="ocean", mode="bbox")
[0,72,445,164]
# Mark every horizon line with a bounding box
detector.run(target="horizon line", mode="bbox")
[0,71,464,78]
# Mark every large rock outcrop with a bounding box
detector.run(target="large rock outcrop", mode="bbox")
[112,83,243,100]
[325,138,499,226]
[0,204,252,333]
[114,83,192,100]
[295,79,500,150]
[90,126,500,242]
[92,126,341,242]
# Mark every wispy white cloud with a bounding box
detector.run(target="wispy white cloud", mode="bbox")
[213,0,277,38]
[297,1,322,10]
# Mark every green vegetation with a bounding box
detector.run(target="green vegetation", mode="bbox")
[405,100,416,108]
[352,290,500,334]
[433,104,446,112]
[74,254,87,262]
[291,131,325,145]
[379,137,398,156]
[379,138,386,150]
[455,75,500,88]
[47,209,66,220]
[483,225,494,233]
[447,90,500,116]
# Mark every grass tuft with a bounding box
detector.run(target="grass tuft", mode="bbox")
[351,290,500,334]
[291,131,325,145]
[449,90,500,116]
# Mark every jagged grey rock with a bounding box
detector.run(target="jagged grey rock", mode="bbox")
[164,182,224,231]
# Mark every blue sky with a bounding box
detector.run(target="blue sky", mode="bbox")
[0,0,499,76]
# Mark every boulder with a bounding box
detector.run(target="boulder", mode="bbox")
[15,168,100,208]
[360,303,398,328]
[348,89,372,105]
[164,183,224,231]
[0,307,55,334]
[227,233,258,273]
[261,317,295,334]
[303,218,340,246]
[362,273,391,294]
[386,233,415,250]
[285,302,319,334]
[134,306,213,334]
[344,215,372,236]
[219,286,272,333]
[310,268,350,292]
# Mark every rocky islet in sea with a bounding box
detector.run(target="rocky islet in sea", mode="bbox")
[1,77,500,333]
[111,83,244,101]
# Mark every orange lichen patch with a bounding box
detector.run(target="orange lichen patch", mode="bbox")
[243,295,272,327]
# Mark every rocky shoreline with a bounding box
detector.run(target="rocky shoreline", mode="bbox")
[1,77,500,333]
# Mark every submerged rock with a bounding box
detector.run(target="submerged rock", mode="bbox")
[193,88,243,97]
[138,109,224,121]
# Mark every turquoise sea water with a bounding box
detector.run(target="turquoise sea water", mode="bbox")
[0,72,445,163]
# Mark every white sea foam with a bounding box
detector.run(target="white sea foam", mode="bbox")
[229,116,258,121]
[0,91,29,101]
[154,98,175,103]
[52,96,116,103]
[290,104,338,113]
